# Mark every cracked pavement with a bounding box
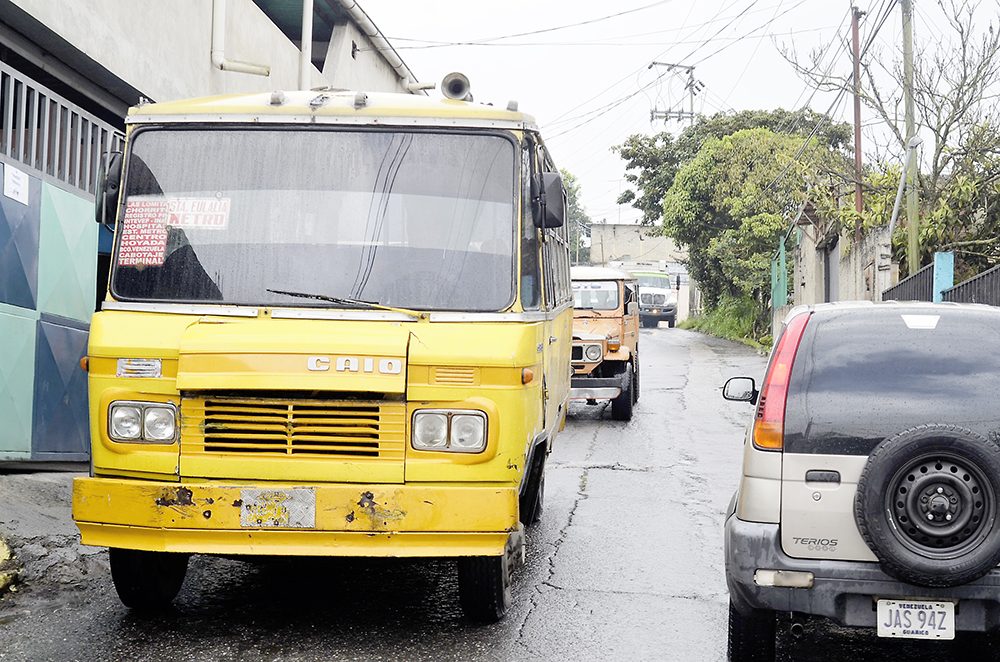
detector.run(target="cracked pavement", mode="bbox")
[0,327,766,661]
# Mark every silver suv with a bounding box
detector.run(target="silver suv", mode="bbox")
[722,302,1000,660]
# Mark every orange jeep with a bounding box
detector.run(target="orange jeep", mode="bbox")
[569,266,639,420]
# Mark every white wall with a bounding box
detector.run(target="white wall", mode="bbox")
[7,0,411,105]
[590,223,685,265]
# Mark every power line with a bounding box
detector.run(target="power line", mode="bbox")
[383,0,680,50]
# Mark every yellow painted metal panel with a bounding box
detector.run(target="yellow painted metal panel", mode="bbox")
[76,523,508,557]
[73,477,518,534]
[129,91,536,127]
[177,319,410,393]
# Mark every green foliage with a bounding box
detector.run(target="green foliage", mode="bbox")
[680,295,771,350]
[560,169,592,264]
[614,108,852,227]
[660,126,839,333]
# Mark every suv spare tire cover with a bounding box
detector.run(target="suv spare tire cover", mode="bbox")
[855,425,1000,588]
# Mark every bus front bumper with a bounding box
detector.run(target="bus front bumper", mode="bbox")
[73,477,518,557]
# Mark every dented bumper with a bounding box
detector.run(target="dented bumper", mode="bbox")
[73,477,518,557]
[726,515,1000,631]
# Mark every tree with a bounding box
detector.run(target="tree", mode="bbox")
[560,169,591,264]
[661,127,838,329]
[614,109,852,226]
[786,0,1000,277]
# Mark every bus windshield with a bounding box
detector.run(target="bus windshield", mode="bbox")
[111,128,517,311]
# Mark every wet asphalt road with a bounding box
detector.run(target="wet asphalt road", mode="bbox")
[1,328,995,661]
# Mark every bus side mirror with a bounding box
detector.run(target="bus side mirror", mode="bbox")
[95,151,123,230]
[531,172,565,229]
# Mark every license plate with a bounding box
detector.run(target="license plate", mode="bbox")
[240,488,316,528]
[877,599,955,640]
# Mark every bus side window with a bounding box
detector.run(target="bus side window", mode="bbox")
[520,139,541,310]
[535,142,570,311]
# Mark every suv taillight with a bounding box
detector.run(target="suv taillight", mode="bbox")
[753,312,809,450]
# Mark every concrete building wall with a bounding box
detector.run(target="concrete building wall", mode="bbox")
[323,21,406,92]
[3,0,412,110]
[590,223,685,266]
[792,227,827,306]
[837,226,897,302]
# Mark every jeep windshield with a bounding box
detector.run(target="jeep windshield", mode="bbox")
[111,127,517,311]
[573,280,619,311]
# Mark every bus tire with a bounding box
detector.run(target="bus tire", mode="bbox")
[109,548,188,610]
[458,555,511,622]
[520,449,546,526]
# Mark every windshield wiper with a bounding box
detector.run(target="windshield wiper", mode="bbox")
[266,288,421,318]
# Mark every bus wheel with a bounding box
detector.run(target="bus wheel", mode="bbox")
[109,548,188,610]
[520,451,546,526]
[611,363,634,421]
[458,554,511,622]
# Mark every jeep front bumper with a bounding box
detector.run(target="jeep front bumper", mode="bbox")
[569,376,622,400]
[726,515,1000,631]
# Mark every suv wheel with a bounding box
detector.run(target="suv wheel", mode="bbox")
[610,363,634,421]
[727,600,775,662]
[855,425,1000,587]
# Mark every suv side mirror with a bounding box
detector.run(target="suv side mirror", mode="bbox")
[723,377,758,404]
[531,172,565,228]
[627,302,638,316]
[95,151,123,230]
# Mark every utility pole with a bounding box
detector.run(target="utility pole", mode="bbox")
[902,0,919,275]
[649,62,703,128]
[852,6,865,243]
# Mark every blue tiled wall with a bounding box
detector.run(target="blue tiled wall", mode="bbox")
[0,161,96,461]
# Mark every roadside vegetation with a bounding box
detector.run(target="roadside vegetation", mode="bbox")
[677,295,772,352]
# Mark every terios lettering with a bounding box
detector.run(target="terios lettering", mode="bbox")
[307,356,403,374]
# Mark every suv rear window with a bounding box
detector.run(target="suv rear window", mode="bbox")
[783,307,1000,455]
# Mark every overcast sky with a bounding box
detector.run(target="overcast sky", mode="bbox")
[367,1,956,225]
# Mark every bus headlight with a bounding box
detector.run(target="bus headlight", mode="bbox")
[110,405,142,440]
[412,410,487,452]
[144,406,177,441]
[109,401,177,443]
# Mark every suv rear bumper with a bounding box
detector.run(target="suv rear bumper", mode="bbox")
[726,514,1000,632]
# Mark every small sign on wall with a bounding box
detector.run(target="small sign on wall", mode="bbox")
[3,163,28,205]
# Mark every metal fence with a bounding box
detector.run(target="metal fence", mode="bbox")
[881,263,934,302]
[0,59,124,198]
[942,263,1000,306]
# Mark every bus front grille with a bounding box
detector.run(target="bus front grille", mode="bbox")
[181,397,406,459]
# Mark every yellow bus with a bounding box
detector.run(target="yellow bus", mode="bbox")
[72,82,572,622]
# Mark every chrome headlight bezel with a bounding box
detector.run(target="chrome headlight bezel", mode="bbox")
[584,343,604,361]
[108,401,178,443]
[411,409,487,453]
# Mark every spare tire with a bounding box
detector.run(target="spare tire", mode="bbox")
[855,425,1000,587]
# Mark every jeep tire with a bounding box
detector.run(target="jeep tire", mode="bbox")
[611,362,634,421]
[855,425,1000,587]
[727,600,775,662]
